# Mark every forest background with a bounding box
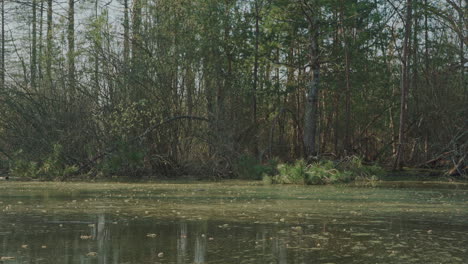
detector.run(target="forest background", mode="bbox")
[0,0,466,180]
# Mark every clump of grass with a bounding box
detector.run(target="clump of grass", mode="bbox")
[263,156,384,185]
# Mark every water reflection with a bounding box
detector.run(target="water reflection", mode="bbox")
[1,181,468,264]
[0,213,468,264]
[177,222,187,264]
[272,238,287,264]
[193,235,206,264]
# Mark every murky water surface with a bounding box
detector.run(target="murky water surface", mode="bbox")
[0,181,467,263]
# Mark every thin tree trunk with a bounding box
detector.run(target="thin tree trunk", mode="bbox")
[424,0,432,94]
[252,0,260,156]
[31,0,37,90]
[67,0,75,100]
[344,43,351,154]
[394,0,413,170]
[412,0,419,113]
[131,0,142,63]
[94,0,99,102]
[459,0,466,103]
[123,0,129,98]
[123,0,129,62]
[104,12,114,103]
[186,67,194,132]
[46,0,53,89]
[1,0,4,89]
[130,0,142,100]
[38,0,44,84]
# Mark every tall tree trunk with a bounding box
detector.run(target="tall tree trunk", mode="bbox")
[38,0,44,85]
[46,0,53,89]
[394,0,413,170]
[131,0,142,64]
[67,0,76,100]
[340,0,352,155]
[31,0,37,90]
[459,0,466,103]
[303,9,321,158]
[123,0,129,99]
[186,67,194,132]
[412,0,419,114]
[130,0,142,100]
[252,0,260,156]
[123,0,130,64]
[105,12,114,103]
[1,0,4,89]
[94,0,99,102]
[344,40,351,155]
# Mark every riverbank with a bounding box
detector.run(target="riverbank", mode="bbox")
[3,171,468,189]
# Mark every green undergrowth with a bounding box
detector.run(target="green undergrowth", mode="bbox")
[10,144,78,180]
[233,155,278,180]
[262,157,385,185]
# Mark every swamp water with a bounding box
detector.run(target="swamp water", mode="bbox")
[0,181,467,264]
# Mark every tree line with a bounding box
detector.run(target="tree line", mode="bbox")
[0,0,466,178]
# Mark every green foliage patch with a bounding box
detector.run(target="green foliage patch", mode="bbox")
[10,144,78,180]
[99,140,146,178]
[263,156,384,185]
